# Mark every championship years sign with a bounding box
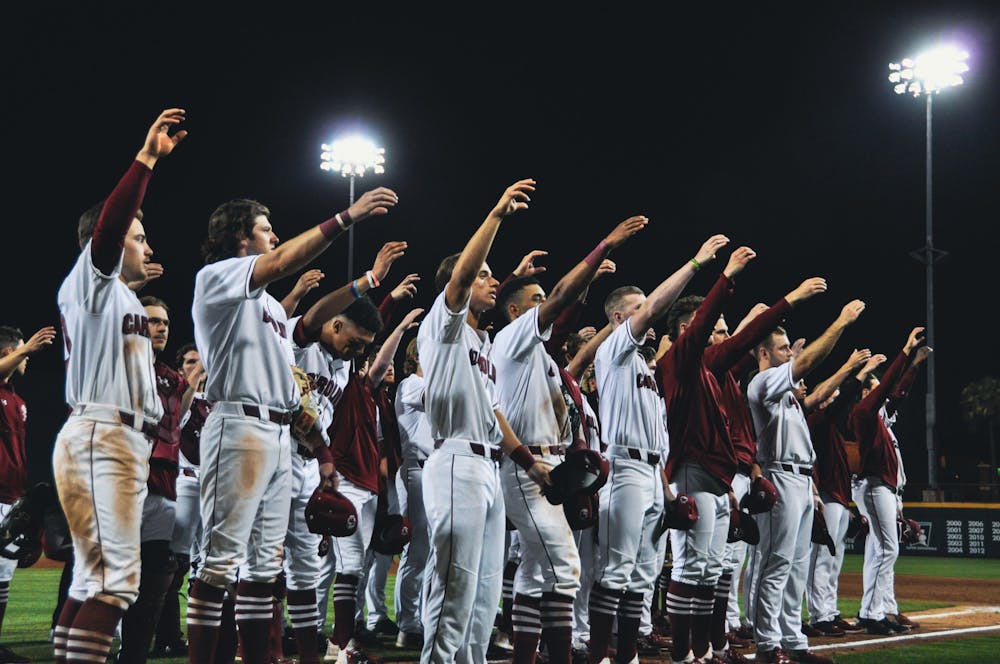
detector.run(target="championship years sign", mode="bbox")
[844,503,1000,558]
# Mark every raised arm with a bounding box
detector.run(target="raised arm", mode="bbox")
[250,186,398,291]
[0,326,56,380]
[368,307,424,389]
[91,108,187,274]
[791,299,865,382]
[803,348,872,411]
[537,216,648,331]
[296,241,406,342]
[566,323,613,381]
[446,179,535,312]
[627,234,730,340]
[281,269,325,317]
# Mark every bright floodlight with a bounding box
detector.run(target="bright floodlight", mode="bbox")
[320,135,386,177]
[888,45,969,96]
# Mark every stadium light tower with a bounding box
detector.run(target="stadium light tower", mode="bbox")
[888,45,969,495]
[321,135,386,279]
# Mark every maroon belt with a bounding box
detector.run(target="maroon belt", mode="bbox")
[182,468,197,478]
[526,444,566,456]
[117,410,158,440]
[626,448,661,466]
[434,439,502,463]
[242,404,294,425]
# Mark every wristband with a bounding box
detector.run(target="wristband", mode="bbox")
[584,239,611,268]
[337,209,354,229]
[315,445,334,467]
[350,280,362,300]
[366,269,380,289]
[689,257,701,272]
[509,444,536,471]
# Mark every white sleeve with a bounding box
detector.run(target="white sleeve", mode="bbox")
[398,376,426,411]
[493,305,550,362]
[599,322,642,367]
[195,256,263,308]
[425,290,470,344]
[748,362,795,406]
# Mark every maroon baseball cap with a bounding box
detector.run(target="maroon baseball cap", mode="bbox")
[727,509,760,545]
[563,492,599,530]
[740,476,778,514]
[811,508,836,556]
[372,513,412,555]
[305,487,358,538]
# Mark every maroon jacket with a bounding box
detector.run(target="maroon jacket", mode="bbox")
[705,298,792,471]
[658,274,738,489]
[329,371,381,494]
[808,377,862,506]
[849,351,910,490]
[0,382,28,503]
[179,396,212,466]
[148,359,189,501]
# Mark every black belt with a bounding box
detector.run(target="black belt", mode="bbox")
[118,410,158,440]
[242,404,294,425]
[780,463,813,476]
[526,444,566,456]
[625,448,660,466]
[434,439,502,463]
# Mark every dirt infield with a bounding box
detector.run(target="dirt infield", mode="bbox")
[842,572,1000,605]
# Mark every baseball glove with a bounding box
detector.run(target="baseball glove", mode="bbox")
[845,511,870,540]
[652,492,699,541]
[727,508,760,545]
[898,516,925,546]
[291,365,319,441]
[740,476,778,514]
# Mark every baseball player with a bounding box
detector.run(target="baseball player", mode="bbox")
[849,327,927,636]
[804,350,876,637]
[0,324,56,663]
[51,108,185,664]
[281,244,406,664]
[699,279,828,651]
[418,179,551,664]
[392,338,434,649]
[154,343,211,658]
[188,181,396,664]
[493,216,647,664]
[657,245,756,664]
[746,299,865,664]
[116,296,198,664]
[588,233,729,664]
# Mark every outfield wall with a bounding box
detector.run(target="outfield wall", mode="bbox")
[844,503,1000,558]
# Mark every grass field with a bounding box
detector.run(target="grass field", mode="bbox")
[3,554,999,662]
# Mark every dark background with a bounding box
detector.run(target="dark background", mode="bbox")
[5,4,999,497]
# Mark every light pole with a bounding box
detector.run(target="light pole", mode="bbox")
[321,135,386,279]
[888,45,969,495]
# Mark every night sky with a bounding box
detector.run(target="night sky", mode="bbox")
[5,4,999,495]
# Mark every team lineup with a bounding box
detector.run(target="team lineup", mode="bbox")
[0,109,934,664]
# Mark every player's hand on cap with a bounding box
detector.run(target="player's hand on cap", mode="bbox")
[390,273,420,301]
[605,215,648,249]
[527,460,553,488]
[723,246,756,278]
[491,179,536,219]
[514,250,548,277]
[694,234,730,266]
[349,186,399,222]
[838,299,866,325]
[787,277,828,305]
[23,326,57,354]
[372,241,407,282]
[138,108,188,166]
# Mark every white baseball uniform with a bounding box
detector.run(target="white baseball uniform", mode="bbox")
[54,237,164,611]
[746,360,816,653]
[417,290,505,664]
[393,373,434,636]
[192,254,298,588]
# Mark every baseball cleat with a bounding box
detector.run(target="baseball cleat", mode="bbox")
[832,615,864,632]
[754,648,792,664]
[799,622,822,637]
[370,616,399,636]
[394,630,423,649]
[786,649,834,664]
[726,630,752,648]
[811,620,846,637]
[891,613,920,629]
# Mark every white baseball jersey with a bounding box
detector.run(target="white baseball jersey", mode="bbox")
[581,396,601,452]
[58,241,163,423]
[417,290,502,445]
[747,361,816,466]
[394,374,435,462]
[594,322,667,452]
[192,256,298,410]
[288,315,350,441]
[492,306,568,446]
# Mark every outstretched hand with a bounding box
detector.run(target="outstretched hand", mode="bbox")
[390,273,420,301]
[348,186,399,223]
[514,250,548,277]
[291,269,324,299]
[605,215,648,249]
[22,326,57,354]
[859,353,888,377]
[904,326,926,354]
[490,179,536,219]
[844,348,873,371]
[694,234,730,266]
[723,246,756,278]
[127,262,163,292]
[790,338,807,357]
[913,345,933,364]
[137,108,188,166]
[398,307,425,331]
[594,258,616,281]
[837,300,866,326]
[787,277,828,306]
[372,241,407,282]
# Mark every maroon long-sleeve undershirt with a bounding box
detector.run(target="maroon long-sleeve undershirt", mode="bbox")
[850,350,909,489]
[658,273,738,487]
[90,160,151,274]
